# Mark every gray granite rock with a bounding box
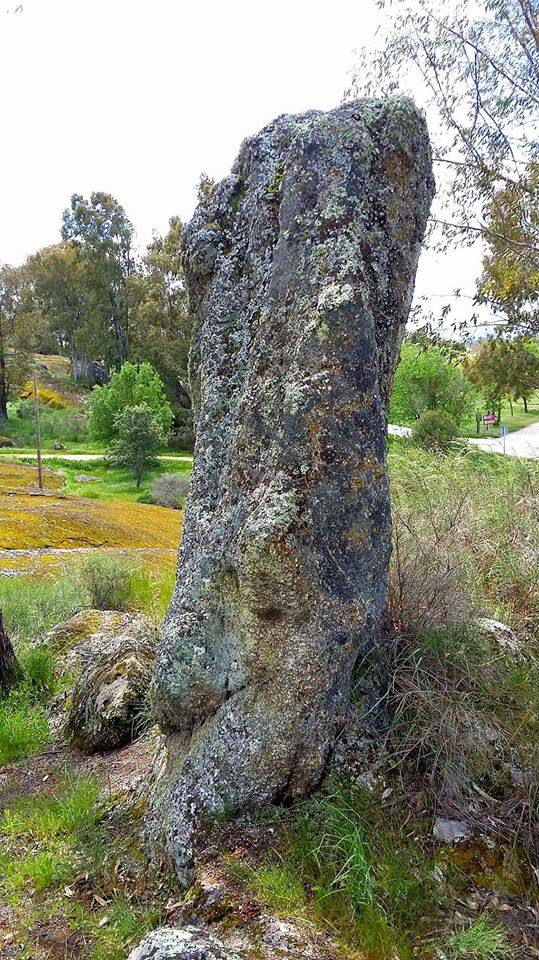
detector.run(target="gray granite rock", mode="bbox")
[151,98,434,881]
[126,927,240,960]
[433,817,471,844]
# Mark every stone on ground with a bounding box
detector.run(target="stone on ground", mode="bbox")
[126,927,241,960]
[151,97,434,880]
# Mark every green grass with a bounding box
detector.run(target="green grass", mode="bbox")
[237,787,440,959]
[1,774,101,840]
[441,916,511,959]
[244,863,307,913]
[0,400,91,447]
[0,574,87,642]
[0,774,167,957]
[236,786,518,959]
[0,689,50,764]
[42,455,192,503]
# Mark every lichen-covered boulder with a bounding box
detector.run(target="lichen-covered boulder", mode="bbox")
[47,609,148,673]
[126,927,241,960]
[151,98,434,880]
[64,619,155,753]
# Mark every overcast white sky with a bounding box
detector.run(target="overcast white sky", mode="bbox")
[0,0,487,330]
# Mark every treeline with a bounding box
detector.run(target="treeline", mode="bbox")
[0,193,192,443]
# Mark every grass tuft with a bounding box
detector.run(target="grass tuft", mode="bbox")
[441,915,511,959]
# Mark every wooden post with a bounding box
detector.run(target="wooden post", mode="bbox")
[33,368,44,492]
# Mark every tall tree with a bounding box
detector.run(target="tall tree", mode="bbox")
[25,242,89,377]
[0,265,37,419]
[61,193,135,367]
[463,337,539,414]
[130,217,193,445]
[479,163,539,334]
[350,0,539,333]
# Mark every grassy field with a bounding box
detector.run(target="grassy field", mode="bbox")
[460,394,539,437]
[42,455,192,502]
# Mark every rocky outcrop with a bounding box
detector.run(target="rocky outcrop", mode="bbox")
[57,611,155,753]
[151,98,434,880]
[127,928,241,960]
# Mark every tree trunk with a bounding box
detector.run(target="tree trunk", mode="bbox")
[509,398,513,416]
[523,396,528,413]
[0,612,21,692]
[149,99,434,884]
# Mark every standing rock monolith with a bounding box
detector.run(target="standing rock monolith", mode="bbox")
[150,98,434,881]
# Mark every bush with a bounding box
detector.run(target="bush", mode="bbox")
[388,446,539,640]
[412,409,460,452]
[89,361,173,442]
[150,472,190,509]
[389,449,479,634]
[79,553,140,610]
[390,342,478,426]
[387,624,539,818]
[77,552,160,614]
[1,401,89,447]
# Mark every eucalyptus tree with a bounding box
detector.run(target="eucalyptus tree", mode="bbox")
[350,0,539,333]
[61,192,135,366]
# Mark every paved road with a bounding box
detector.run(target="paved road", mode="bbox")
[388,422,539,459]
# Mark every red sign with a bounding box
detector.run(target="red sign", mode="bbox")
[483,413,497,424]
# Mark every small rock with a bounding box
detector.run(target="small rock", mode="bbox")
[475,617,524,659]
[52,441,67,450]
[433,818,471,844]
[126,927,242,960]
[0,436,15,448]
[74,473,99,483]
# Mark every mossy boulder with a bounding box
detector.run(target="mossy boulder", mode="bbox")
[64,620,155,753]
[0,436,15,448]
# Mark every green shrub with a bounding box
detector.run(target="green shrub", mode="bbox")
[78,552,155,612]
[412,409,460,452]
[79,553,136,610]
[89,361,173,442]
[390,342,478,426]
